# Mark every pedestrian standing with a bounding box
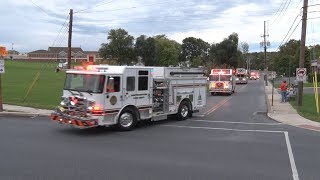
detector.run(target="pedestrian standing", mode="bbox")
[280,80,288,102]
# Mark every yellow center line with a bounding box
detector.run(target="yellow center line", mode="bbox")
[204,84,248,115]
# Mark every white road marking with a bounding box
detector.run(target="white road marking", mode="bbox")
[193,115,205,117]
[162,124,300,180]
[190,119,283,125]
[284,132,300,180]
[162,124,285,133]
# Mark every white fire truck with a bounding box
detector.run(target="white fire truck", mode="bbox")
[50,65,207,130]
[208,69,236,95]
[235,68,248,84]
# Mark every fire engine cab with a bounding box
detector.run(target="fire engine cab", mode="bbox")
[208,69,236,95]
[235,68,248,84]
[50,65,207,130]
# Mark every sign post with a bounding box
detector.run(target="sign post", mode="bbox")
[0,59,4,111]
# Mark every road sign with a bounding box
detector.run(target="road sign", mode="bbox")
[0,60,4,74]
[296,68,306,82]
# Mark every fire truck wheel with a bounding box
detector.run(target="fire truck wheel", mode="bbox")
[177,101,190,121]
[117,109,137,131]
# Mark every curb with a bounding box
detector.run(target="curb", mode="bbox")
[265,83,320,133]
[0,111,50,117]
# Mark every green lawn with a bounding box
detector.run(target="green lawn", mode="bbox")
[290,94,320,122]
[2,61,66,109]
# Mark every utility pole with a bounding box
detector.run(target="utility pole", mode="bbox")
[10,43,14,60]
[297,0,309,106]
[67,9,73,69]
[261,21,270,86]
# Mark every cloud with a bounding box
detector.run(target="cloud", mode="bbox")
[1,0,319,53]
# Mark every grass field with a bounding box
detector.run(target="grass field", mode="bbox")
[290,94,320,122]
[3,61,66,109]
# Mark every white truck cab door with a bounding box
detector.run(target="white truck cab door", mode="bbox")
[105,76,123,111]
[135,69,153,108]
[123,69,137,106]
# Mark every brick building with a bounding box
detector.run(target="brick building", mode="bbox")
[27,47,102,62]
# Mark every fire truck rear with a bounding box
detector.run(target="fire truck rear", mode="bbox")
[50,65,207,130]
[208,69,236,95]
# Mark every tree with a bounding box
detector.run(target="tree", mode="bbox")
[135,35,156,66]
[154,35,181,66]
[209,33,241,68]
[99,28,135,65]
[239,42,249,68]
[180,37,210,67]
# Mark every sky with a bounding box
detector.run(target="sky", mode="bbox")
[1,0,320,53]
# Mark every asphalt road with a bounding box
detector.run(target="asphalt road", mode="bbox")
[303,87,319,94]
[1,79,320,180]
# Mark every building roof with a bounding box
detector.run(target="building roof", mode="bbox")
[84,51,99,54]
[48,47,83,53]
[28,49,48,54]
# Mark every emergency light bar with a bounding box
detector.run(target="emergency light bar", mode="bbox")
[73,65,109,72]
[211,69,232,75]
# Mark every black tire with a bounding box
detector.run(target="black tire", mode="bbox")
[177,101,191,121]
[117,109,137,131]
[211,92,215,96]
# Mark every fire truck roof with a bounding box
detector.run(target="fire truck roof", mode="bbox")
[67,65,152,75]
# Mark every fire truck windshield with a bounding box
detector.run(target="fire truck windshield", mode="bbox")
[209,75,231,81]
[64,74,105,93]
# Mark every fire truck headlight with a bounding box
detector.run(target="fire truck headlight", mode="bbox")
[60,101,66,106]
[236,78,239,81]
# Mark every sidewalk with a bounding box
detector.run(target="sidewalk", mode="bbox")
[265,83,320,132]
[0,104,52,117]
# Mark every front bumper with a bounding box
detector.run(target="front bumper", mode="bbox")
[209,88,232,93]
[236,80,247,84]
[50,113,99,128]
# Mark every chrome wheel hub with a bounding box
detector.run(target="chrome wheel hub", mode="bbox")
[181,105,189,117]
[119,113,133,127]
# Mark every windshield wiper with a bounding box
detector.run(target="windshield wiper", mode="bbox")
[69,89,83,96]
[84,89,93,95]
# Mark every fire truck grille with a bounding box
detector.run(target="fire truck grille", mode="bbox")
[58,96,94,117]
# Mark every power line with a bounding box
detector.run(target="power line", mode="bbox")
[29,0,52,17]
[269,0,286,23]
[278,19,301,50]
[74,0,116,13]
[308,16,320,20]
[51,15,69,47]
[277,0,293,23]
[308,3,320,7]
[77,0,186,14]
[270,0,289,26]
